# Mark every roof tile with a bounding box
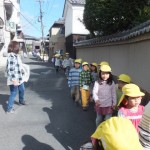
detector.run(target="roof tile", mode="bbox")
[69,0,85,5]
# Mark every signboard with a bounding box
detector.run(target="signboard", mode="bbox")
[6,21,16,33]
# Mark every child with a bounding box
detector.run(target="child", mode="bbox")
[118,83,145,133]
[79,62,93,111]
[54,54,61,73]
[91,117,143,150]
[112,74,132,116]
[90,63,98,101]
[90,63,98,82]
[68,59,82,105]
[93,65,116,127]
[62,53,73,79]
[116,74,131,105]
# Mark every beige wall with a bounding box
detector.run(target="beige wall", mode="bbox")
[56,36,66,52]
[76,33,150,91]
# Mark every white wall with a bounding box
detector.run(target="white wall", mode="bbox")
[63,1,89,37]
[10,0,20,24]
[72,6,89,35]
[64,1,73,37]
[0,1,10,56]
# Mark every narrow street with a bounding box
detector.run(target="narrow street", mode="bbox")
[0,57,95,150]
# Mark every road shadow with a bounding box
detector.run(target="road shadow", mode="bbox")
[43,104,96,150]
[0,94,9,111]
[23,58,96,149]
[22,134,54,150]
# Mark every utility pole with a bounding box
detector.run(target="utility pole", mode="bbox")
[37,0,44,61]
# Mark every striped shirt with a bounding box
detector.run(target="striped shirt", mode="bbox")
[79,70,93,88]
[68,68,82,87]
[139,102,150,148]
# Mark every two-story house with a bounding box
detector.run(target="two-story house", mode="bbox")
[49,18,65,57]
[0,0,22,57]
[62,0,89,58]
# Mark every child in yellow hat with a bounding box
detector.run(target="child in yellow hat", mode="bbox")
[68,59,82,105]
[90,63,98,102]
[117,74,132,104]
[118,83,145,133]
[62,53,73,79]
[93,65,116,127]
[79,62,93,111]
[91,117,143,150]
[90,63,98,82]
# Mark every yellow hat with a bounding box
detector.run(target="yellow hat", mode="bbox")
[91,117,143,150]
[117,83,145,106]
[78,58,82,62]
[74,59,81,64]
[55,54,60,57]
[90,62,98,67]
[118,74,131,83]
[82,62,89,66]
[65,52,69,55]
[100,65,111,72]
[99,61,109,66]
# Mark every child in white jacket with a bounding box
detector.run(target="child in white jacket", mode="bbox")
[93,65,116,127]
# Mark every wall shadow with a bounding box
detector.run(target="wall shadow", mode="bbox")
[22,134,54,150]
[23,58,96,149]
[43,104,96,150]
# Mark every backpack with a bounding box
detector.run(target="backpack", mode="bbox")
[91,117,143,150]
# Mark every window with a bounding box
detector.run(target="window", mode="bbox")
[0,18,4,29]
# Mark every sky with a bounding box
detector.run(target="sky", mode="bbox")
[20,0,65,38]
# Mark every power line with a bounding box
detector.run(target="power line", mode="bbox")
[45,0,55,18]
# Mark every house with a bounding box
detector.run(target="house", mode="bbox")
[62,0,89,58]
[0,0,23,66]
[24,34,39,52]
[49,18,65,57]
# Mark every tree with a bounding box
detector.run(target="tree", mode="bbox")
[83,0,150,36]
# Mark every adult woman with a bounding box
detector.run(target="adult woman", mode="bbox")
[6,41,26,113]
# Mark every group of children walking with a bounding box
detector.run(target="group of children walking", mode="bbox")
[52,53,150,150]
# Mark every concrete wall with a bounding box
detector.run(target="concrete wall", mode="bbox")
[56,35,66,52]
[76,33,150,92]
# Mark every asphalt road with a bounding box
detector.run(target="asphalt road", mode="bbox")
[0,57,96,150]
